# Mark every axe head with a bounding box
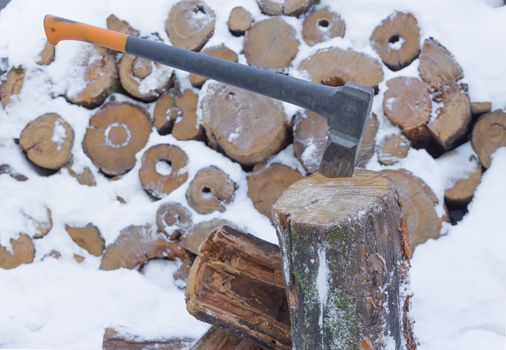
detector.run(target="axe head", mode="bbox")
[317,82,374,178]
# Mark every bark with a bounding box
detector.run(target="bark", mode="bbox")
[302,8,345,46]
[471,110,506,168]
[228,7,253,36]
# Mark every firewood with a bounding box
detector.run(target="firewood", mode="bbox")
[418,38,464,89]
[202,82,289,166]
[0,164,28,181]
[383,169,445,253]
[470,101,492,116]
[190,45,238,88]
[37,41,55,66]
[179,219,237,255]
[293,111,378,173]
[0,67,24,107]
[0,234,35,269]
[244,18,299,70]
[65,163,96,186]
[65,47,118,108]
[439,151,482,204]
[228,7,253,36]
[298,47,383,89]
[186,225,291,349]
[83,103,151,176]
[139,144,189,199]
[119,54,172,101]
[65,223,105,256]
[472,110,506,168]
[272,169,408,349]
[19,113,74,171]
[377,134,410,166]
[256,0,312,16]
[302,8,345,46]
[383,76,432,148]
[186,166,237,214]
[102,327,194,350]
[370,11,420,71]
[23,207,53,239]
[106,14,140,36]
[156,202,193,240]
[74,254,85,263]
[247,163,302,221]
[192,326,264,350]
[166,0,216,51]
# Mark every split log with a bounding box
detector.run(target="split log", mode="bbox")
[244,18,299,70]
[370,12,420,71]
[166,0,216,51]
[156,201,193,240]
[383,169,445,254]
[256,0,312,16]
[471,110,506,168]
[377,134,410,166]
[106,14,140,36]
[302,8,345,46]
[439,151,482,204]
[0,164,28,181]
[139,144,189,199]
[83,103,151,176]
[202,82,289,166]
[0,67,24,107]
[186,166,237,214]
[65,47,118,109]
[0,234,35,269]
[192,326,263,350]
[293,111,378,173]
[247,163,302,221]
[272,169,408,350]
[228,7,253,36]
[65,223,105,256]
[180,219,237,255]
[186,225,291,349]
[190,45,238,88]
[102,327,193,350]
[418,38,464,89]
[19,113,74,170]
[119,54,172,101]
[23,207,53,239]
[298,47,383,89]
[471,102,492,116]
[65,163,96,186]
[37,41,55,66]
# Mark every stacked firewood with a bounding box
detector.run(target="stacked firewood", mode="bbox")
[1,0,505,349]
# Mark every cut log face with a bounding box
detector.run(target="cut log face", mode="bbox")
[19,113,74,170]
[247,163,302,221]
[186,225,291,349]
[418,38,464,89]
[244,18,299,70]
[228,7,253,36]
[383,76,432,147]
[256,0,312,16]
[0,234,35,269]
[83,103,151,176]
[383,169,444,252]
[186,166,237,214]
[0,67,24,107]
[441,153,482,204]
[156,202,193,240]
[179,219,237,255]
[472,110,506,168]
[370,11,420,71]
[190,45,238,88]
[106,14,140,36]
[23,207,53,239]
[65,163,96,186]
[202,83,289,166]
[293,111,378,173]
[298,47,384,89]
[119,54,172,101]
[37,41,55,65]
[166,0,216,51]
[0,164,28,181]
[139,144,189,199]
[272,170,406,350]
[65,224,105,256]
[471,102,492,116]
[377,134,411,166]
[102,327,194,350]
[65,47,118,109]
[302,8,346,46]
[192,327,264,350]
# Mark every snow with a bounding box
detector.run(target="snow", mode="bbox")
[51,118,67,151]
[316,246,329,331]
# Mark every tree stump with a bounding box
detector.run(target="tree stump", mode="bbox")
[244,18,299,70]
[256,0,312,16]
[272,169,408,350]
[190,45,238,88]
[418,38,463,89]
[65,223,105,256]
[37,41,55,66]
[102,327,193,350]
[106,14,140,36]
[179,219,238,255]
[165,0,216,51]
[0,67,24,107]
[228,7,253,36]
[0,234,35,269]
[192,326,263,350]
[302,8,345,46]
[19,113,74,170]
[377,134,410,166]
[186,225,291,349]
[471,110,506,168]
[370,12,420,71]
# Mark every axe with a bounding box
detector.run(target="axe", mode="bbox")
[43,15,373,177]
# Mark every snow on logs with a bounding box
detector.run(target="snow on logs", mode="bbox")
[228,7,253,36]
[302,8,345,46]
[272,170,410,349]
[256,0,312,17]
[37,41,55,66]
[0,235,35,269]
[156,202,193,240]
[472,110,506,168]
[0,67,24,107]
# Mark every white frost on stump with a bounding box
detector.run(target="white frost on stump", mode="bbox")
[51,119,67,151]
[316,245,329,332]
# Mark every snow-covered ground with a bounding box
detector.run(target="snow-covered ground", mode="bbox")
[0,0,504,349]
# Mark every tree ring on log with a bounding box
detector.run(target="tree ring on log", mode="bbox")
[19,113,74,170]
[256,0,312,16]
[302,8,345,46]
[228,6,253,36]
[156,201,193,240]
[471,110,506,168]
[0,234,35,269]
[190,45,238,88]
[139,144,189,199]
[83,103,151,176]
[377,134,410,165]
[0,67,24,107]
[418,38,464,89]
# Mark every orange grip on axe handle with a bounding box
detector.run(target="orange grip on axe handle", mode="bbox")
[43,14,127,52]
